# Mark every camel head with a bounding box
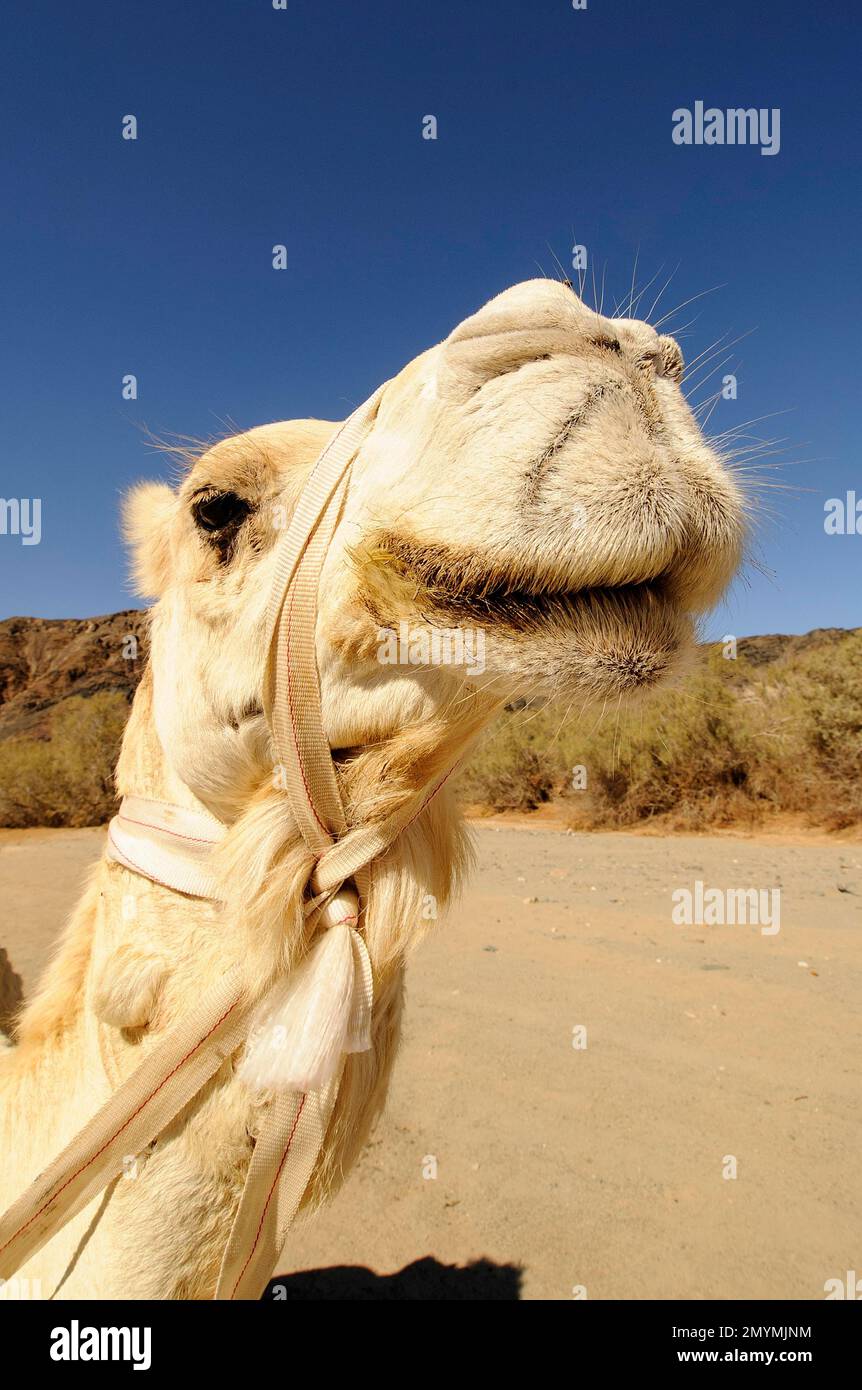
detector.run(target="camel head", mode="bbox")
[125,278,744,821]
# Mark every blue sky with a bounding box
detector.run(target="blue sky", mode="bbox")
[1,0,859,637]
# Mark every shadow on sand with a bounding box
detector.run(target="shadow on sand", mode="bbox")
[264,1256,522,1300]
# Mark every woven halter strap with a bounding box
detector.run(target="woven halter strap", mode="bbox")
[0,381,466,1301]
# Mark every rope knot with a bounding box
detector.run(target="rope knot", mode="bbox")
[239,878,373,1094]
[314,883,360,932]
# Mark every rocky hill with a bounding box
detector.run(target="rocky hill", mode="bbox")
[0,611,150,741]
[733,627,856,667]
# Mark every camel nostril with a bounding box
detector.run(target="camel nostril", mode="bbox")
[636,349,662,375]
[658,335,685,383]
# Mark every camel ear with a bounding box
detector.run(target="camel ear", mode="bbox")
[123,482,176,598]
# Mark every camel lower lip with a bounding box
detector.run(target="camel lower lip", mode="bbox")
[421,577,692,696]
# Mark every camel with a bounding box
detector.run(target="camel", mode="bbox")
[0,279,744,1299]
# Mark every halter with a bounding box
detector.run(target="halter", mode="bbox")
[0,383,480,1300]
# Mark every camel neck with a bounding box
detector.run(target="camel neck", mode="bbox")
[114,665,217,818]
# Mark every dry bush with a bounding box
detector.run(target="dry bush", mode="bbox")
[458,716,558,812]
[0,692,129,828]
[772,635,862,828]
[458,634,862,832]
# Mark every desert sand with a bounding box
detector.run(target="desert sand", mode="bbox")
[1,822,859,1301]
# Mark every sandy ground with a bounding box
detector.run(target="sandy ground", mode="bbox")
[1,823,860,1301]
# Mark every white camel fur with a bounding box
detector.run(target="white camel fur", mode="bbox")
[0,280,744,1298]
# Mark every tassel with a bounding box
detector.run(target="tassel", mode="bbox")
[239,925,373,1094]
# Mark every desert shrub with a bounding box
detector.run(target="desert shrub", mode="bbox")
[773,633,862,827]
[0,692,129,828]
[457,634,862,831]
[458,716,558,812]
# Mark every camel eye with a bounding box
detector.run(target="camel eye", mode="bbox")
[192,491,251,534]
